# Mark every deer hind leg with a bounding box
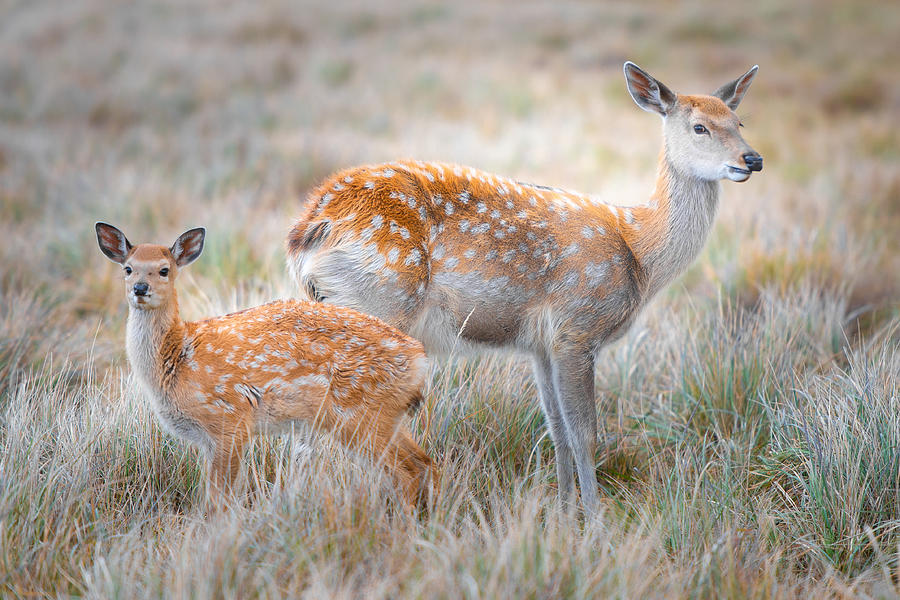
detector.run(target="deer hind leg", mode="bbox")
[533,354,576,509]
[336,408,436,509]
[551,348,600,517]
[387,425,437,508]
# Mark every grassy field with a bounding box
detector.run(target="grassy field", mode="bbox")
[2,0,900,597]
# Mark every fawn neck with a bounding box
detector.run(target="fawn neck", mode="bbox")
[623,143,719,299]
[125,290,186,391]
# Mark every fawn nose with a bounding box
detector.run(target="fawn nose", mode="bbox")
[133,282,150,296]
[743,152,763,172]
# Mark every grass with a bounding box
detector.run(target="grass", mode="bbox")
[2,0,899,597]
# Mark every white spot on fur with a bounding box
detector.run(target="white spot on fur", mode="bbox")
[584,261,609,285]
[389,221,410,239]
[405,248,422,266]
[560,243,580,259]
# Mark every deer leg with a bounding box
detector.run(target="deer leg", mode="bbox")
[337,409,435,509]
[207,433,248,510]
[551,349,600,517]
[532,354,575,508]
[388,425,438,509]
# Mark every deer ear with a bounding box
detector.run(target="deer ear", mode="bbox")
[96,222,133,264]
[171,227,205,267]
[713,65,758,111]
[624,62,677,117]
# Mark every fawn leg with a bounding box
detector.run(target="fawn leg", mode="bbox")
[206,433,248,510]
[337,409,435,509]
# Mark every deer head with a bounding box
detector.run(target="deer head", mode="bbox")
[624,62,762,183]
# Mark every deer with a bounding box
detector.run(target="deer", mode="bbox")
[95,222,436,510]
[284,62,763,517]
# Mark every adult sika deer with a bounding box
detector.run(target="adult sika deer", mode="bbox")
[286,62,763,516]
[96,223,435,509]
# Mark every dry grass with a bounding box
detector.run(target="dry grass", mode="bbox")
[1,0,899,597]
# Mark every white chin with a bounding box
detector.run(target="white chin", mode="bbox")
[725,169,751,182]
[131,296,153,308]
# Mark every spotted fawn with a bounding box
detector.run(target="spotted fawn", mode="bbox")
[96,223,435,509]
[285,62,763,516]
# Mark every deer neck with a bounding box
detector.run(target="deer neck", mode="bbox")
[622,146,720,299]
[125,291,186,392]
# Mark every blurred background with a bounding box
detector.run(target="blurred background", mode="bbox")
[1,0,898,370]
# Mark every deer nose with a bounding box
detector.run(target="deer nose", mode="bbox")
[133,282,150,296]
[743,152,763,172]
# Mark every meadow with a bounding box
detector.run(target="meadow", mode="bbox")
[1,0,899,597]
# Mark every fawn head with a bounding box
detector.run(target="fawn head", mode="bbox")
[624,62,762,183]
[96,223,205,310]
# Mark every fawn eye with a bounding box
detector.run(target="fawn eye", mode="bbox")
[159,268,169,277]
[124,266,132,275]
[693,124,708,135]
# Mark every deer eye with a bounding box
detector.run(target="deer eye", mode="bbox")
[124,266,132,275]
[693,124,708,135]
[159,268,169,277]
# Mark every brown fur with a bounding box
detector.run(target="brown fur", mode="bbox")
[96,223,436,510]
[283,63,762,517]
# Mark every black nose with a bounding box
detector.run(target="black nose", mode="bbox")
[133,282,150,296]
[743,152,763,172]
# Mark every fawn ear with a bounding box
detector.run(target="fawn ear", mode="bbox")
[171,227,205,267]
[624,62,677,117]
[96,222,133,264]
[712,65,758,111]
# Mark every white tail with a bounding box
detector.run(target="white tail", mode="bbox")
[285,62,762,516]
[96,222,435,509]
